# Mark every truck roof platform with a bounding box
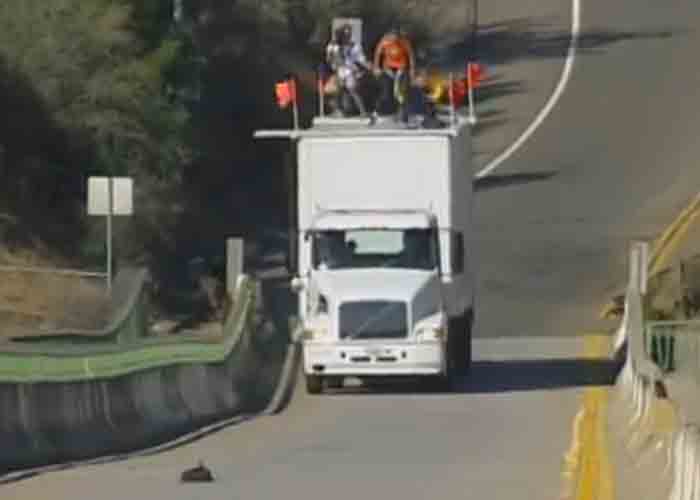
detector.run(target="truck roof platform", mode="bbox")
[254,114,470,140]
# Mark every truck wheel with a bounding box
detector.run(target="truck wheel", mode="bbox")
[436,365,457,392]
[306,374,323,394]
[427,337,455,392]
[423,374,452,392]
[464,310,473,374]
[449,317,467,375]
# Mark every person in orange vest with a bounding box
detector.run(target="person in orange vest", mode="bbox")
[372,26,415,118]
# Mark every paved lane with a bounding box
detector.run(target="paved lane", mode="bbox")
[4,359,586,500]
[475,0,700,339]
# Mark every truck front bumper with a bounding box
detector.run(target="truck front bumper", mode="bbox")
[302,341,445,376]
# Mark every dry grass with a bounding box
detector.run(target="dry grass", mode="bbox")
[0,246,110,339]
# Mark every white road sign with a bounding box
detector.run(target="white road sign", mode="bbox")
[87,177,133,216]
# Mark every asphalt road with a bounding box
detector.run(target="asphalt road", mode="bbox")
[475,0,700,340]
[5,1,700,499]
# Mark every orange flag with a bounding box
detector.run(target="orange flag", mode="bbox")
[275,79,297,108]
[450,79,468,107]
[466,63,484,89]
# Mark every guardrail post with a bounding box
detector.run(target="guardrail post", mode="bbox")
[638,240,649,296]
[629,240,649,295]
[226,238,244,298]
[629,243,641,293]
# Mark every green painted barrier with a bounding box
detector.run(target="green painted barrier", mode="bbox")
[646,320,700,376]
[0,270,256,383]
[648,329,675,373]
[0,270,293,476]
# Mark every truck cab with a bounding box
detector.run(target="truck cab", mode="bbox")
[295,208,457,392]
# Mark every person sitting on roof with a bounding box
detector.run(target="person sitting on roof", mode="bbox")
[372,26,415,119]
[325,23,371,116]
[407,68,445,128]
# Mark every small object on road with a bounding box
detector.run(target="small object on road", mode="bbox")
[654,380,668,399]
[180,460,215,483]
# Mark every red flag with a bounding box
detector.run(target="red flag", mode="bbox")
[450,79,467,107]
[275,79,297,108]
[466,63,484,89]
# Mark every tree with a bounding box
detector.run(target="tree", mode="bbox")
[0,0,193,180]
[0,0,196,255]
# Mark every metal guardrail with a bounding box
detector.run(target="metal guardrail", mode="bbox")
[646,320,700,375]
[0,275,256,382]
[0,265,106,279]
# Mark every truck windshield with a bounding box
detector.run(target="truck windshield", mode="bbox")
[312,228,437,270]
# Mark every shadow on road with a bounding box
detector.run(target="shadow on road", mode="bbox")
[475,80,527,104]
[459,17,679,65]
[474,170,558,191]
[325,357,618,396]
[461,358,618,393]
[449,19,682,132]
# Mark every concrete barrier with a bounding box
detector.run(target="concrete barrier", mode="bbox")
[611,241,700,500]
[669,426,700,500]
[0,275,299,477]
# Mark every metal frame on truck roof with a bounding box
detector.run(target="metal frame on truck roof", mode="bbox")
[254,116,471,140]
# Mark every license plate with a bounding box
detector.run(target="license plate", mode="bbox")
[365,347,391,357]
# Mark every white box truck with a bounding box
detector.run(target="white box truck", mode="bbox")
[255,117,475,393]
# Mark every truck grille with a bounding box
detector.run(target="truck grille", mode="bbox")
[339,301,408,340]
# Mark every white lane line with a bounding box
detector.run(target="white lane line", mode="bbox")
[475,0,582,179]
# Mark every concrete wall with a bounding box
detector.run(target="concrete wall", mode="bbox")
[0,281,292,475]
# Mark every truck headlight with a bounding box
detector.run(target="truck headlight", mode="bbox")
[415,327,445,342]
[303,327,329,341]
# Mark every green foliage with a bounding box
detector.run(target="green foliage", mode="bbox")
[124,0,175,47]
[0,0,193,180]
[0,0,197,256]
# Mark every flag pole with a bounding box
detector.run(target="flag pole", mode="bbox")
[448,72,456,126]
[318,69,325,118]
[467,63,477,125]
[292,77,300,130]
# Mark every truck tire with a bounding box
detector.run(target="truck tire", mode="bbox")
[306,374,323,394]
[438,364,457,392]
[425,337,456,392]
[464,309,473,374]
[423,373,453,392]
[450,317,467,375]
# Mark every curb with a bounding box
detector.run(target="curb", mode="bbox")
[261,341,302,416]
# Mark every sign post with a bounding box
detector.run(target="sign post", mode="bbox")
[87,177,134,293]
[467,63,477,125]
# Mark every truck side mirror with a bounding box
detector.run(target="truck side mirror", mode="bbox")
[290,276,305,293]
